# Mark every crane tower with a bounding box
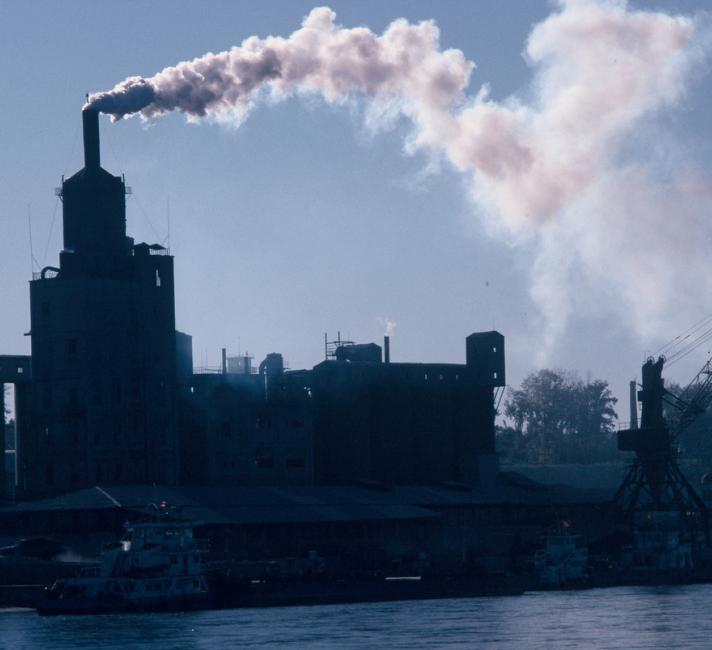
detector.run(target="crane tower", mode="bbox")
[614,356,709,540]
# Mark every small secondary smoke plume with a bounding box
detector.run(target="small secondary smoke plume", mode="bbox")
[87,1,712,351]
[377,317,397,338]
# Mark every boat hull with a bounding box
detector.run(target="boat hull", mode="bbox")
[36,591,210,616]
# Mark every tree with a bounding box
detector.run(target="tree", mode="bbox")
[499,369,618,464]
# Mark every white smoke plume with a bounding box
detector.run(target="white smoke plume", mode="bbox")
[87,1,712,351]
[377,317,397,338]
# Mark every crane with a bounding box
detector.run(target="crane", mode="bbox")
[664,357,712,442]
[614,355,711,542]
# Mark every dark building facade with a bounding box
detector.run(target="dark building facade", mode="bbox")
[310,332,504,486]
[8,110,506,499]
[180,359,314,486]
[183,333,504,488]
[20,110,179,496]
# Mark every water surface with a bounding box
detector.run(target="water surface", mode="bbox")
[3,585,711,649]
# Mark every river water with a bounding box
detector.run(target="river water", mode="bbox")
[3,584,712,649]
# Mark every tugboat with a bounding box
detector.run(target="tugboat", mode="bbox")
[620,510,695,574]
[37,507,209,615]
[533,521,589,587]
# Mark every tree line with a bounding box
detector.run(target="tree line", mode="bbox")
[496,369,619,464]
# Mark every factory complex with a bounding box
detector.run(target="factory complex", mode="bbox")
[2,111,709,606]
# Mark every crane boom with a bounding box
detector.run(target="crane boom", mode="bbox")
[667,357,712,441]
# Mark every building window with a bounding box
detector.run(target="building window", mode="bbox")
[131,377,140,400]
[43,385,52,409]
[114,419,123,444]
[155,270,161,287]
[255,448,274,468]
[218,421,232,438]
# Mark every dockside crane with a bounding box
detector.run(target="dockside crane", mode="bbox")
[614,355,711,541]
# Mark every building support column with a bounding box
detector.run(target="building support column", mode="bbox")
[0,383,5,502]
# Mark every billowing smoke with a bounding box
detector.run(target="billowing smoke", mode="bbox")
[87,1,712,352]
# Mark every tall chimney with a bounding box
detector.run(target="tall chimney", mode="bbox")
[221,348,227,375]
[384,336,390,364]
[629,380,638,429]
[82,109,101,169]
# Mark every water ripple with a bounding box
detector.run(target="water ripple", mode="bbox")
[3,585,712,649]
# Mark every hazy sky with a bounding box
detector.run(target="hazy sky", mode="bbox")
[2,0,712,416]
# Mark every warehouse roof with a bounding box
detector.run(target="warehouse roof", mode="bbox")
[0,485,438,525]
[0,476,614,527]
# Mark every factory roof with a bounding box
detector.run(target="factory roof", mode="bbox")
[0,477,614,527]
[0,485,438,526]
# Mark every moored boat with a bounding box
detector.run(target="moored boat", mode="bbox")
[533,521,589,587]
[37,508,209,615]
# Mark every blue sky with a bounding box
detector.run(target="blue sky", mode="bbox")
[2,0,712,414]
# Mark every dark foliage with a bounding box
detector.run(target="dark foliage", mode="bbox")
[497,369,618,464]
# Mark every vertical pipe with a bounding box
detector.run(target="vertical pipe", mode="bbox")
[82,109,101,169]
[629,380,638,429]
[384,336,390,364]
[221,348,227,375]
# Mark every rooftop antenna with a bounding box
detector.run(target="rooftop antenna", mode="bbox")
[27,204,38,275]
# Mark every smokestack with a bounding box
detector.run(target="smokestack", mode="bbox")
[384,336,390,364]
[629,380,638,429]
[82,108,101,170]
[221,348,227,375]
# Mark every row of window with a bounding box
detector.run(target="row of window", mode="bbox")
[43,410,171,443]
[215,418,308,438]
[44,461,143,486]
[42,379,165,410]
[216,455,306,472]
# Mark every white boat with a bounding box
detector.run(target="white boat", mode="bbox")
[37,509,210,615]
[533,523,589,587]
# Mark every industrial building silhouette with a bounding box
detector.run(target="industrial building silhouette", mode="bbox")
[1,110,505,500]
